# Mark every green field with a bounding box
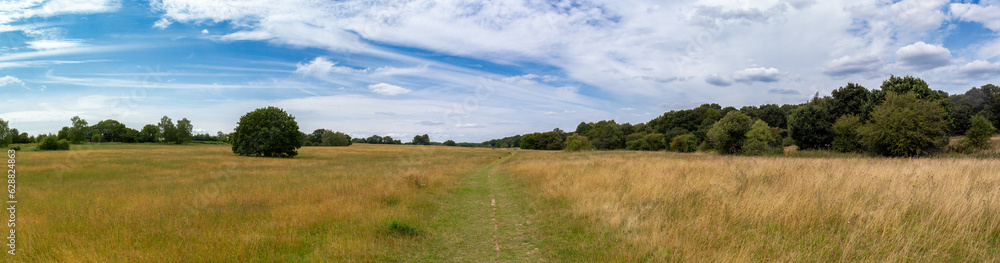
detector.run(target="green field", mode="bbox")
[9,144,1000,262]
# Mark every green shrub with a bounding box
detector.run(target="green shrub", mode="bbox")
[670,133,698,153]
[742,120,782,156]
[965,114,996,150]
[564,134,593,151]
[625,139,650,151]
[707,111,752,154]
[38,136,70,151]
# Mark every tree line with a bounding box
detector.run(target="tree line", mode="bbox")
[0,115,203,151]
[483,76,998,157]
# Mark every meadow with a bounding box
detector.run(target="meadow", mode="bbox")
[13,143,506,262]
[502,150,1000,261]
[10,142,1000,262]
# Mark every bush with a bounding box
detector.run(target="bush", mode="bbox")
[231,106,303,158]
[321,131,352,146]
[859,92,949,157]
[443,140,457,146]
[697,141,711,152]
[707,111,753,154]
[831,114,862,152]
[564,134,593,151]
[670,133,698,153]
[742,120,782,156]
[625,139,650,151]
[965,114,996,150]
[38,137,70,151]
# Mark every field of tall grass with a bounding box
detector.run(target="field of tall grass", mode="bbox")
[14,144,505,262]
[501,150,1000,261]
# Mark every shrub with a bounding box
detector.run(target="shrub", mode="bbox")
[670,133,698,153]
[625,139,650,151]
[831,114,862,152]
[564,134,593,151]
[742,120,782,156]
[321,131,352,146]
[231,106,303,158]
[697,141,711,152]
[443,140,457,146]
[859,92,949,157]
[707,111,752,154]
[38,136,70,150]
[965,114,996,150]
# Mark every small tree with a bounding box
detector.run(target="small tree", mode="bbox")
[411,134,430,145]
[443,140,457,146]
[965,114,996,150]
[742,120,782,156]
[139,124,159,143]
[69,116,88,144]
[670,133,698,153]
[831,114,863,152]
[707,111,752,154]
[788,103,834,150]
[176,118,193,144]
[859,92,949,157]
[564,134,593,151]
[231,106,303,157]
[158,116,177,143]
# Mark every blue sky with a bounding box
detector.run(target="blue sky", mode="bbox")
[2,0,1000,142]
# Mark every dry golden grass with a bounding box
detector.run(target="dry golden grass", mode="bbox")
[501,150,1000,261]
[14,143,505,262]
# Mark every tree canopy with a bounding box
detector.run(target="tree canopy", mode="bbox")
[231,106,303,158]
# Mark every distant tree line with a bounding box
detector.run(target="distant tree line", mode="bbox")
[3,115,204,151]
[483,76,999,157]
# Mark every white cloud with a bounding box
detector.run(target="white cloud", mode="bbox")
[367,83,410,96]
[0,76,24,87]
[501,74,540,85]
[896,41,951,70]
[153,18,172,29]
[958,60,1000,80]
[950,3,1000,32]
[201,29,209,34]
[733,67,781,84]
[25,39,85,50]
[294,57,426,79]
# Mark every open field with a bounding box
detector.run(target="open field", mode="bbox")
[14,144,506,262]
[11,143,1000,262]
[502,150,1000,261]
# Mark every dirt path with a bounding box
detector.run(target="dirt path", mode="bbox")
[410,152,544,262]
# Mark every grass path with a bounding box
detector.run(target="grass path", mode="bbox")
[409,151,546,262]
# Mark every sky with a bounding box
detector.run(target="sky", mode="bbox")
[2,0,1000,143]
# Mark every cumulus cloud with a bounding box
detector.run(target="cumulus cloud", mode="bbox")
[958,60,1000,80]
[896,41,951,70]
[733,67,781,83]
[0,76,24,87]
[950,3,1000,32]
[705,74,732,87]
[823,55,881,77]
[367,83,410,96]
[153,18,172,29]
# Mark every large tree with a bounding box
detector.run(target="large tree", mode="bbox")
[231,106,303,157]
[139,124,159,143]
[831,83,872,120]
[859,92,949,157]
